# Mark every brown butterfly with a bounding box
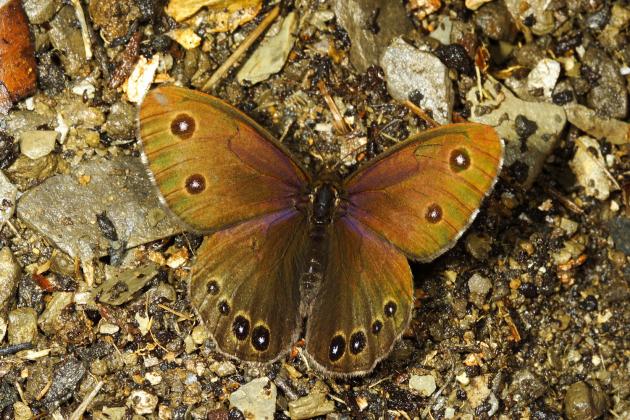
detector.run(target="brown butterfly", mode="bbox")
[139,86,503,376]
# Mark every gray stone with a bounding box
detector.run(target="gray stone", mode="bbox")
[103,101,136,141]
[17,156,182,260]
[381,38,454,124]
[8,307,38,344]
[334,0,413,73]
[229,377,277,420]
[48,6,87,77]
[22,0,59,24]
[608,217,630,255]
[467,80,567,188]
[19,130,58,160]
[564,381,609,420]
[0,170,17,226]
[409,374,437,396]
[582,47,628,120]
[41,356,86,410]
[0,247,19,315]
[474,1,518,42]
[564,103,629,145]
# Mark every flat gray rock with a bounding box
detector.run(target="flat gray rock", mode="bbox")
[17,156,183,260]
[467,80,567,188]
[381,38,454,124]
[334,0,413,73]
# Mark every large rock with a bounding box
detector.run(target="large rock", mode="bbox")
[17,156,182,260]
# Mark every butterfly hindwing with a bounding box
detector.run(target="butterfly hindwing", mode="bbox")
[303,217,413,376]
[344,123,503,262]
[139,85,310,233]
[190,209,308,363]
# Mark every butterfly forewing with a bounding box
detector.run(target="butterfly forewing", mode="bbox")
[139,86,310,233]
[344,123,503,262]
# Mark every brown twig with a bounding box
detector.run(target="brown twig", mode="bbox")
[545,186,585,215]
[317,80,351,135]
[403,100,439,128]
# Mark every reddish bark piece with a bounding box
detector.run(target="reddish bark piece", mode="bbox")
[0,0,37,110]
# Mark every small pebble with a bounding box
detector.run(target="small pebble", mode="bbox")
[19,130,57,160]
[128,390,159,415]
[564,381,609,420]
[210,361,237,377]
[468,274,492,296]
[409,374,437,396]
[229,377,277,420]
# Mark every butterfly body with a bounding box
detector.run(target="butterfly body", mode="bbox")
[139,86,503,376]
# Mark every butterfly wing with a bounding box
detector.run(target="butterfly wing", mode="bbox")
[303,217,413,375]
[304,123,502,375]
[139,85,310,233]
[344,123,503,262]
[190,209,308,362]
[139,86,311,363]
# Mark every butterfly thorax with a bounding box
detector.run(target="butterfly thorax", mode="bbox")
[310,183,339,226]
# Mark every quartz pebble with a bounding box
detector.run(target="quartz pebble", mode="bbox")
[409,374,437,396]
[229,377,277,420]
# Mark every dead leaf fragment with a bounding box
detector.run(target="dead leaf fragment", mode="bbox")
[166,0,262,32]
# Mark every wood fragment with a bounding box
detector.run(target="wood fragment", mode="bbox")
[70,0,93,60]
[403,100,439,127]
[0,342,33,357]
[69,381,104,420]
[318,80,351,135]
[203,5,281,91]
[545,186,585,215]
[109,32,143,88]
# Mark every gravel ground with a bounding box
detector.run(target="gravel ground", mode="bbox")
[0,0,628,419]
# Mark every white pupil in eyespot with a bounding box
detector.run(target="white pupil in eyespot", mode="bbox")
[178,121,189,131]
[455,154,466,165]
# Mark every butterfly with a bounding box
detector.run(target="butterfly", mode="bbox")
[139,85,503,376]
